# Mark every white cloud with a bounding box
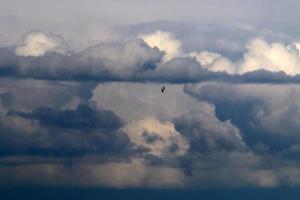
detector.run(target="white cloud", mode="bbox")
[140,31,182,62]
[139,31,300,76]
[15,32,68,57]
[238,38,300,75]
[137,31,300,76]
[189,51,236,74]
[190,38,300,75]
[189,51,221,66]
[124,118,189,157]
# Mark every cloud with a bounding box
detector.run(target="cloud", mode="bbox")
[76,38,164,77]
[125,21,293,58]
[124,118,189,157]
[174,109,246,153]
[189,38,300,76]
[1,31,300,84]
[167,82,300,188]
[0,79,96,110]
[184,82,300,151]
[0,102,131,157]
[189,51,236,74]
[189,51,221,66]
[238,38,300,75]
[9,104,124,131]
[0,37,164,80]
[15,32,68,57]
[3,80,300,188]
[140,31,182,62]
[91,83,204,122]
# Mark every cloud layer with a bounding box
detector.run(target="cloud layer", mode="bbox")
[0,29,300,84]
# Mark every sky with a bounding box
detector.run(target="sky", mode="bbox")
[3,0,300,199]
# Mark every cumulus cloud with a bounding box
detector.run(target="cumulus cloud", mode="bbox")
[0,102,131,157]
[189,51,236,74]
[133,25,300,77]
[124,118,189,157]
[184,82,300,151]
[125,21,293,58]
[2,31,300,84]
[171,82,300,188]
[92,82,247,155]
[174,109,246,153]
[15,32,68,57]
[0,37,164,80]
[76,38,163,77]
[189,51,221,66]
[9,104,124,131]
[3,79,300,188]
[148,57,207,82]
[189,38,300,76]
[0,79,96,110]
[0,80,190,188]
[238,38,300,75]
[140,31,182,62]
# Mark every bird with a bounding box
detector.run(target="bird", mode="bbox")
[161,86,166,93]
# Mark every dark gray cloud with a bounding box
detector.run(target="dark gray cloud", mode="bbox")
[2,44,300,84]
[174,111,246,153]
[0,103,131,157]
[184,83,300,152]
[0,79,96,110]
[0,38,165,81]
[9,104,124,131]
[3,80,300,188]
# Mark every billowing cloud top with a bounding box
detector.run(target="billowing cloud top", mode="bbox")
[140,31,182,62]
[0,29,300,84]
[15,32,68,57]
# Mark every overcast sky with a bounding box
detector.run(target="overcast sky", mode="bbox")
[0,0,297,27]
[1,0,300,48]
